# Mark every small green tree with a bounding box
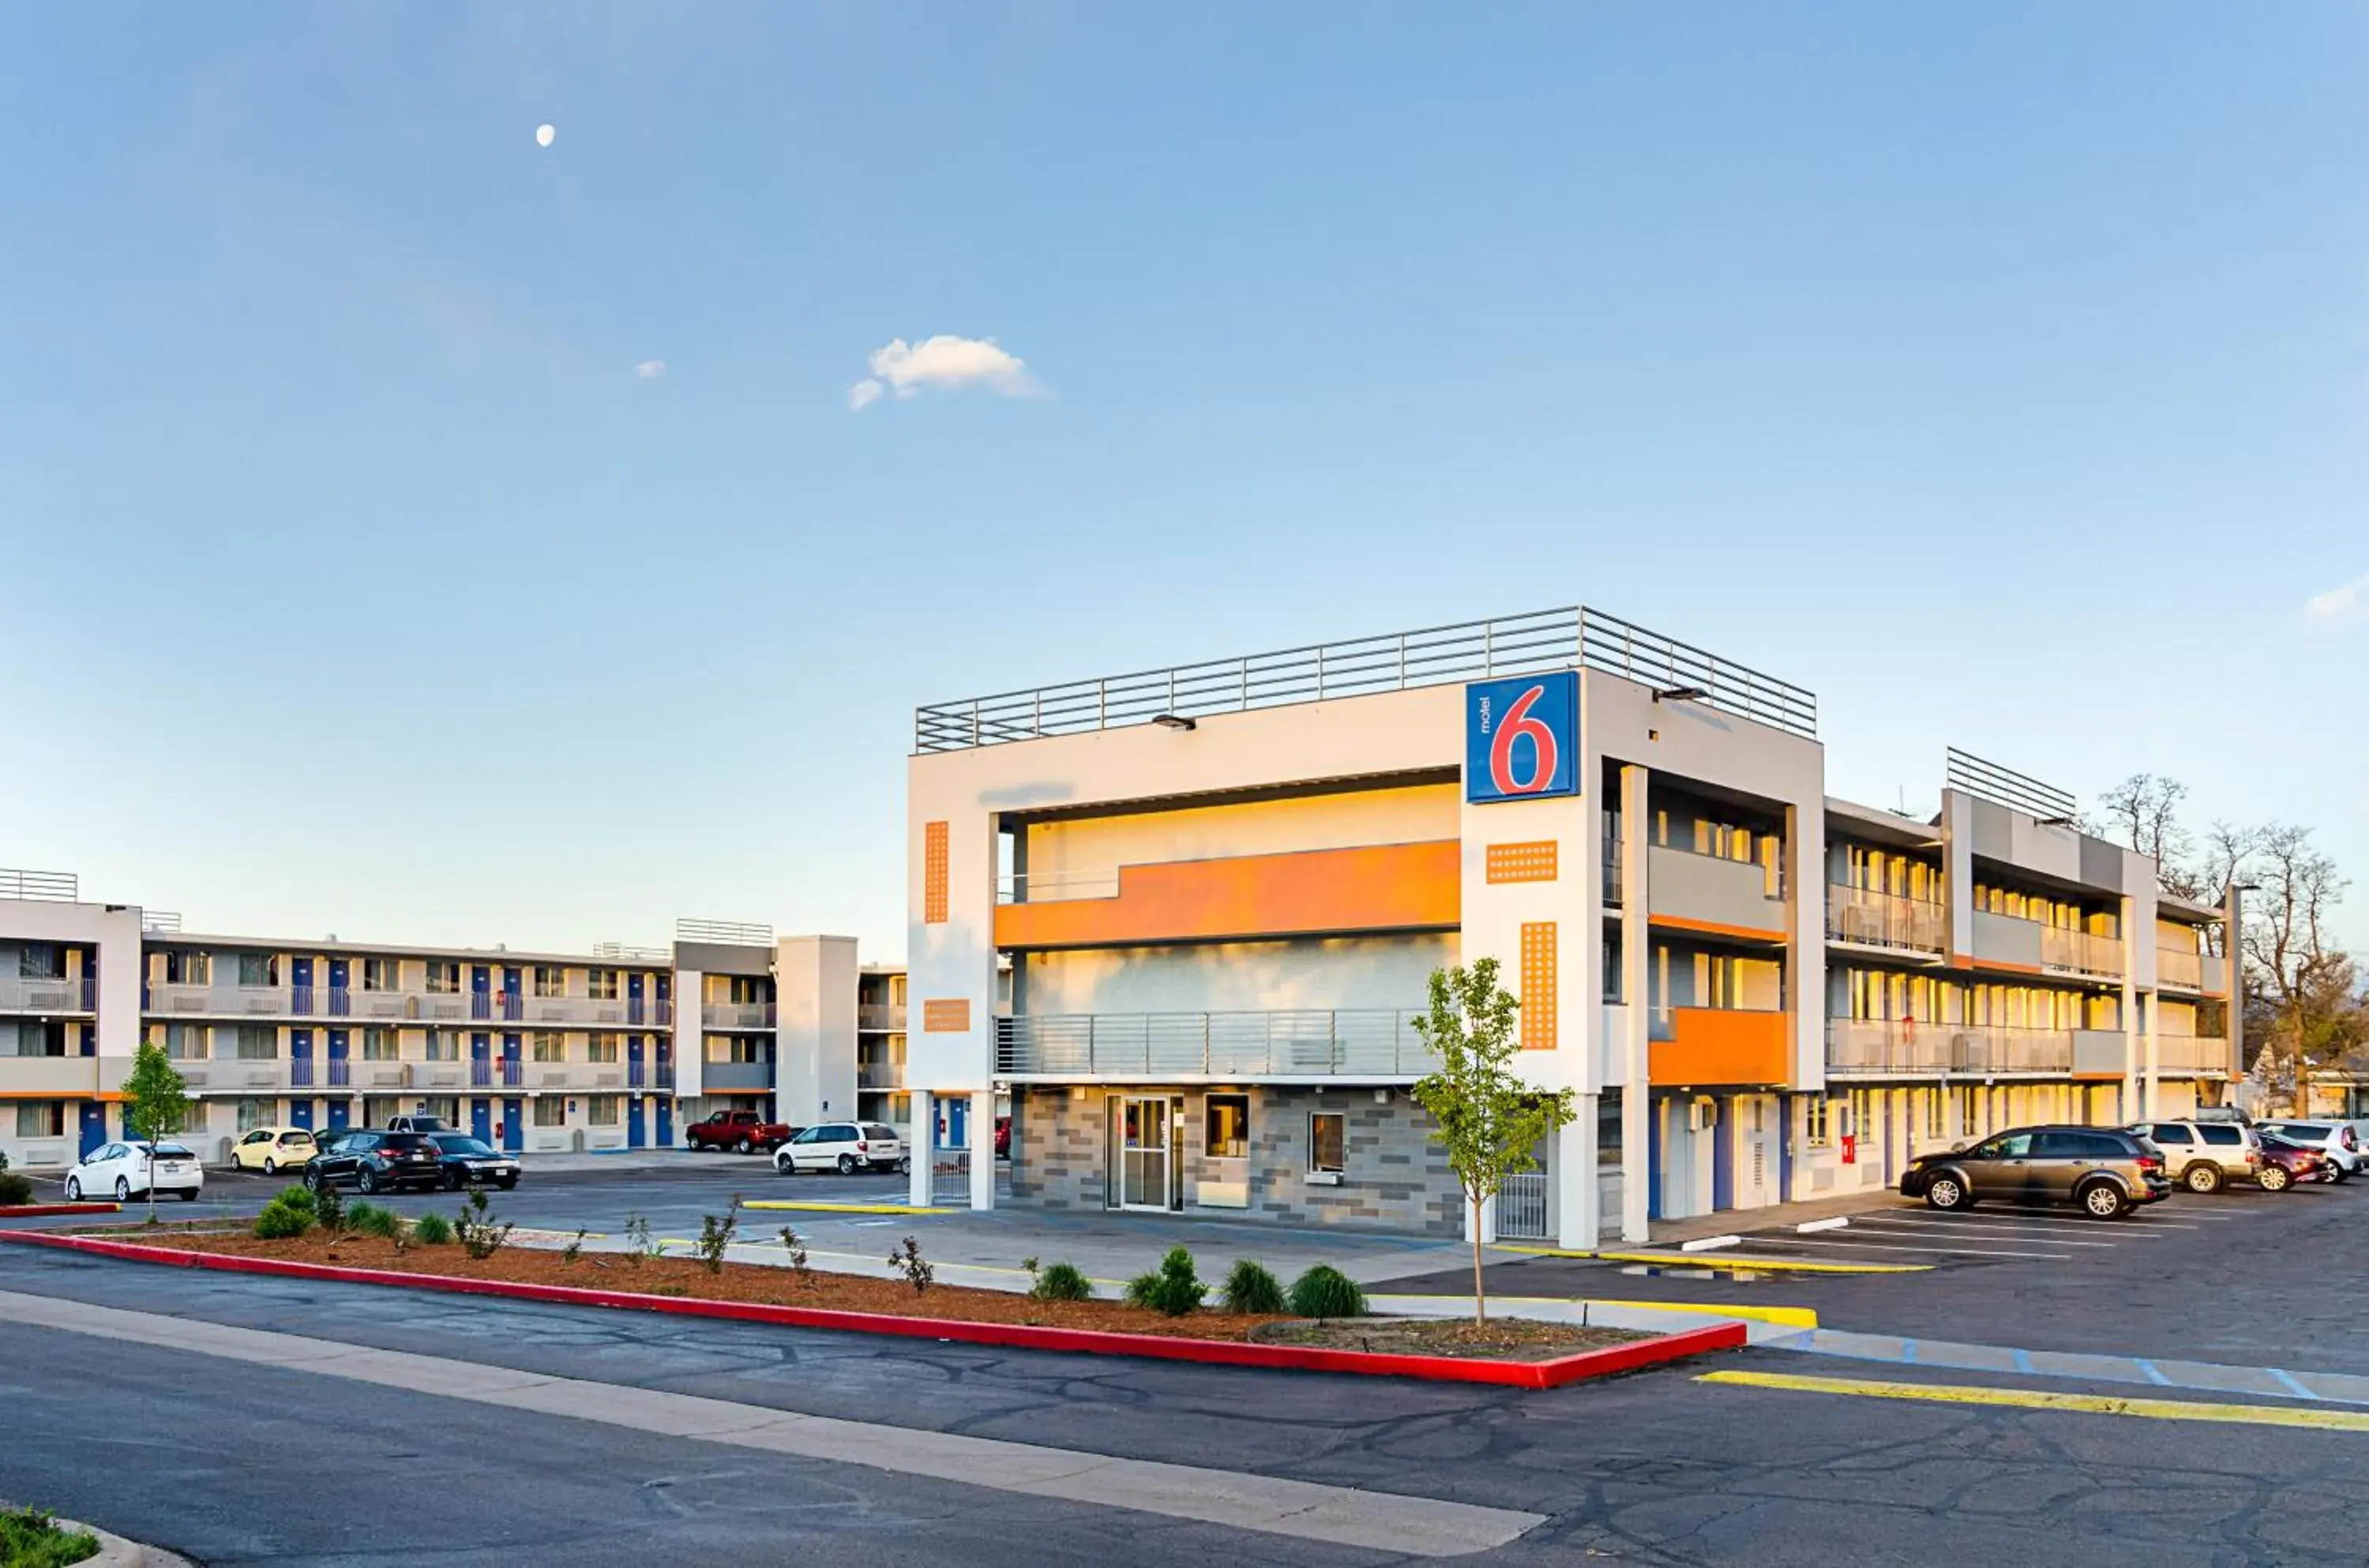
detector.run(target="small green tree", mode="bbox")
[1410,958,1576,1326]
[122,1041,190,1224]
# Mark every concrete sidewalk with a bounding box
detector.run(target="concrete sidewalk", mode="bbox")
[1648,1184,1903,1246]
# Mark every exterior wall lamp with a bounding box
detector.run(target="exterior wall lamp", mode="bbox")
[1151,713,1197,731]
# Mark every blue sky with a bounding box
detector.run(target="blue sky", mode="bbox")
[3,3,2363,958]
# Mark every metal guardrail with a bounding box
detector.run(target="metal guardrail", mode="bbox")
[1495,1172,1549,1240]
[918,604,1818,752]
[703,1001,777,1030]
[997,1009,1434,1078]
[0,868,77,902]
[141,910,183,932]
[676,918,774,946]
[858,1004,907,1031]
[1946,748,2076,822]
[1824,1019,2074,1076]
[592,942,671,963]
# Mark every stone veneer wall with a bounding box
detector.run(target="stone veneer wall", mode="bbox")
[1008,1084,1461,1237]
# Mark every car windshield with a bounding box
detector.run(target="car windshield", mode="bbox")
[380,1135,431,1151]
[434,1136,496,1156]
[863,1125,897,1140]
[148,1144,195,1159]
[2270,1124,2330,1139]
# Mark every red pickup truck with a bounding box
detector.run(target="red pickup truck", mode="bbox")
[685,1110,795,1154]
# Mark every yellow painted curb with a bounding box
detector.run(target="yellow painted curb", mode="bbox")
[1492,1244,1928,1276]
[741,1200,943,1215]
[1371,1293,1818,1330]
[1699,1370,2369,1431]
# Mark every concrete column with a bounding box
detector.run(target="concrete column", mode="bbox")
[907,1088,933,1206]
[1620,763,1652,1243]
[2142,992,2161,1120]
[1556,1098,1599,1248]
[968,1090,995,1211]
[2119,893,2141,1123]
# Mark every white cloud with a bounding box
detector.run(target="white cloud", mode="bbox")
[847,334,1038,411]
[633,360,666,379]
[2304,573,2369,625]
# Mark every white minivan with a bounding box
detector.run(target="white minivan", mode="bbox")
[774,1121,907,1176]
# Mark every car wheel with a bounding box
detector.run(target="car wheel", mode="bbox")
[303,1165,321,1192]
[1924,1175,1969,1211]
[263,1157,277,1176]
[838,1153,858,1176]
[2332,1165,2350,1184]
[2078,1181,2128,1220]
[2185,1164,2223,1195]
[735,1138,753,1155]
[441,1167,464,1191]
[497,1176,517,1191]
[65,1176,81,1202]
[2260,1165,2292,1192]
[897,1155,911,1175]
[357,1167,380,1195]
[177,1189,197,1202]
[114,1177,130,1202]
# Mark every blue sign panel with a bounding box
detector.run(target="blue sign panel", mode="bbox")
[1465,670,1579,803]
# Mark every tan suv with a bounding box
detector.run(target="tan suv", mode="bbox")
[2131,1120,2261,1193]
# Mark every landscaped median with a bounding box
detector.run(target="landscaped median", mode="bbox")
[0,1228,1745,1390]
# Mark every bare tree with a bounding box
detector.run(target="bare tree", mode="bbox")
[2237,824,2365,1108]
[2091,774,2206,898]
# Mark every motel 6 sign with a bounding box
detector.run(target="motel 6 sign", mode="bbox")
[1464,670,1579,804]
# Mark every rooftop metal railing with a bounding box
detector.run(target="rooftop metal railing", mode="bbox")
[0,868,77,902]
[1945,748,2076,823]
[917,604,1818,752]
[592,942,671,964]
[676,917,774,947]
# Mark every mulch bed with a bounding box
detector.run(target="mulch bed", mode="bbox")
[1256,1317,1649,1363]
[104,1231,1289,1341]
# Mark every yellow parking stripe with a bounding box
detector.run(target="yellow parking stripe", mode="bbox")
[1587,1299,1819,1330]
[1492,1244,1928,1276]
[740,1200,940,1215]
[1699,1370,2369,1432]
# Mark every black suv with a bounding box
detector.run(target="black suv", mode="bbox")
[1901,1124,2171,1219]
[304,1131,445,1195]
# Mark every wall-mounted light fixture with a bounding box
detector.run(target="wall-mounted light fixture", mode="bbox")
[1151,713,1196,731]
[1653,685,1708,704]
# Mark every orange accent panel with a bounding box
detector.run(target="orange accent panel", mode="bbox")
[922,999,971,1033]
[993,840,1461,950]
[1649,1007,1791,1087]
[1970,958,2044,976]
[923,822,949,925]
[1519,922,1557,1049]
[1488,841,1560,885]
[1647,913,1788,943]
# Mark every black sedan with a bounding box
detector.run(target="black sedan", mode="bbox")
[428,1133,521,1191]
[304,1131,445,1195]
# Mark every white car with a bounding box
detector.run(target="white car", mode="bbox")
[2257,1121,2363,1181]
[774,1121,907,1176]
[66,1140,205,1203]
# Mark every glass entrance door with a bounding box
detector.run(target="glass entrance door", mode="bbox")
[1118,1095,1169,1210]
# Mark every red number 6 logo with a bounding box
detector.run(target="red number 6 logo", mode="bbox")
[1488,684,1558,796]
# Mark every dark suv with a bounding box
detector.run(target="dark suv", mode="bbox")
[1901,1125,2170,1219]
[303,1131,445,1195]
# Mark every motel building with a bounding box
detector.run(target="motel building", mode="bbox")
[0,874,906,1173]
[904,605,2241,1245]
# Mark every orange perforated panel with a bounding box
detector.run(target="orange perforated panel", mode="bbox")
[922,998,971,1033]
[1487,840,1560,884]
[1519,921,1557,1049]
[924,821,949,925]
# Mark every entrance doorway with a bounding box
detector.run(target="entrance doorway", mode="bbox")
[1106,1094,1178,1210]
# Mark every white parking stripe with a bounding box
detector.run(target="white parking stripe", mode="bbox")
[1851,1214,2163,1237]
[1836,1223,2119,1247]
[1770,1236,2073,1260]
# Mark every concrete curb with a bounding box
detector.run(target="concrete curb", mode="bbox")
[0,1230,1744,1390]
[40,1515,193,1568]
[0,1202,122,1219]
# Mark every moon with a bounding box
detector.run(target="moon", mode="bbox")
[535,124,555,148]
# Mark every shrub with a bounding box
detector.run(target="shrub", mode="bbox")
[622,1214,654,1266]
[779,1228,812,1285]
[561,1228,588,1263]
[1124,1246,1207,1318]
[1286,1265,1366,1319]
[348,1202,400,1240]
[0,1504,100,1568]
[456,1187,512,1261]
[310,1180,345,1233]
[0,1150,32,1207]
[252,1190,316,1240]
[1027,1259,1094,1303]
[1220,1259,1286,1315]
[693,1200,741,1275]
[411,1212,454,1247]
[886,1236,933,1294]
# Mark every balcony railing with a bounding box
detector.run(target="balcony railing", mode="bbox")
[148,983,294,1017]
[995,1009,1433,1079]
[1826,885,1945,955]
[2040,927,2123,979]
[521,1063,629,1092]
[0,974,95,1013]
[326,987,673,1026]
[1972,911,2124,980]
[1602,843,1624,906]
[2156,1032,2232,1074]
[917,604,1819,752]
[858,1063,906,1090]
[858,1003,907,1031]
[703,1001,776,1030]
[1824,1019,2076,1076]
[0,868,77,902]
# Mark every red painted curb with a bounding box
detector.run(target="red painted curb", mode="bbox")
[0,1231,1745,1387]
[0,1203,122,1219]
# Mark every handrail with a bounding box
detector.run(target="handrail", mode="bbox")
[918,604,1817,752]
[1946,748,2076,822]
[0,868,77,902]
